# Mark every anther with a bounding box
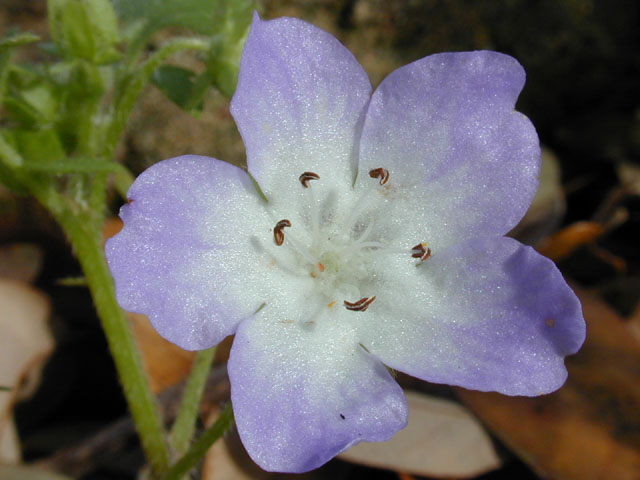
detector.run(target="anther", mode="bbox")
[344,296,376,312]
[299,171,320,188]
[369,168,390,185]
[273,219,291,246]
[411,243,431,262]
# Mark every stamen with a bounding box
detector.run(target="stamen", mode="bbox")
[338,221,375,257]
[411,243,426,258]
[343,169,389,232]
[299,171,320,188]
[298,171,321,245]
[344,296,376,312]
[273,219,291,246]
[369,168,390,185]
[411,243,431,261]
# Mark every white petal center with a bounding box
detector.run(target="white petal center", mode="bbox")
[263,169,431,318]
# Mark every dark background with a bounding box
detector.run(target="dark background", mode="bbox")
[1,0,639,478]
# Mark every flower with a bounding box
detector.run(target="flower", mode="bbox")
[105,13,586,473]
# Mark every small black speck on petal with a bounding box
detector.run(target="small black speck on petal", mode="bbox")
[340,414,345,419]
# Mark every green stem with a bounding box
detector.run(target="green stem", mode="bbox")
[56,211,171,477]
[106,37,211,160]
[164,403,234,480]
[88,172,108,227]
[170,347,216,457]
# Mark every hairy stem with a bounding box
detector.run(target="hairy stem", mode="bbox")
[164,403,234,480]
[170,347,217,457]
[56,211,171,477]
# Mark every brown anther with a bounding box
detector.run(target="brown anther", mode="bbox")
[317,262,325,272]
[299,171,320,188]
[369,168,390,185]
[411,243,431,262]
[273,219,291,246]
[546,318,555,328]
[344,296,376,312]
[328,301,336,309]
[411,243,426,258]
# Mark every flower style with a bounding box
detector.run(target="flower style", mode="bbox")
[106,13,586,473]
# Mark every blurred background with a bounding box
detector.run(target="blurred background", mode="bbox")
[1,0,639,479]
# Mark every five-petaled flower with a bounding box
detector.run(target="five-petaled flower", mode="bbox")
[106,13,586,473]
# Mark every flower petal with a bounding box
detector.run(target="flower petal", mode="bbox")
[359,237,585,396]
[229,307,408,473]
[230,13,371,208]
[105,155,275,350]
[357,51,540,251]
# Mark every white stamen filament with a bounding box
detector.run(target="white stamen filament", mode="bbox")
[264,169,429,313]
[343,186,378,233]
[285,232,320,266]
[307,185,320,247]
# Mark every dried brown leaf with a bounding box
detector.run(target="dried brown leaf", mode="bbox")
[0,279,53,463]
[128,312,196,393]
[338,391,501,478]
[457,286,640,480]
[0,243,43,283]
[536,221,605,261]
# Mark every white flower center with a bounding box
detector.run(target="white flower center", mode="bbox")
[268,169,432,314]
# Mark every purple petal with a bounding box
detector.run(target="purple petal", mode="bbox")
[230,13,371,206]
[229,308,408,473]
[357,51,540,251]
[105,155,274,350]
[359,237,585,396]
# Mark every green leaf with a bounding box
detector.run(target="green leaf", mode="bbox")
[112,0,225,36]
[23,157,128,174]
[0,161,28,194]
[0,133,27,193]
[107,37,210,152]
[151,65,198,109]
[0,131,23,168]
[1,31,40,102]
[2,65,59,127]
[48,0,120,64]
[12,129,66,164]
[10,129,125,174]
[0,31,40,49]
[37,42,62,56]
[205,0,257,98]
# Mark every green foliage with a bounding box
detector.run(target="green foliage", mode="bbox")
[2,65,58,128]
[151,65,198,110]
[205,0,257,98]
[11,129,66,164]
[0,0,253,475]
[112,0,234,37]
[48,0,120,64]
[113,0,258,101]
